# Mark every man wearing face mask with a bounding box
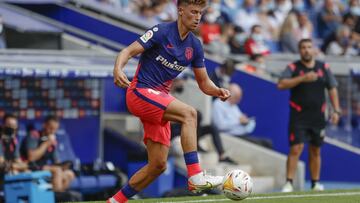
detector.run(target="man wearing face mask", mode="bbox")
[25,116,75,192]
[326,25,358,55]
[209,59,236,90]
[0,114,28,175]
[244,25,271,56]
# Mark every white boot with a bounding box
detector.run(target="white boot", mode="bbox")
[188,171,223,193]
[281,181,294,192]
[312,182,324,191]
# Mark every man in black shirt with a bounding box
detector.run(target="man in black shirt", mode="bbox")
[278,39,341,192]
[26,116,75,192]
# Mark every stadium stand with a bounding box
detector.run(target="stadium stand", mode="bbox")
[0,0,359,202]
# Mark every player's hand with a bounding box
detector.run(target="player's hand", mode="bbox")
[303,72,318,82]
[218,88,231,101]
[240,115,249,125]
[114,67,131,88]
[48,134,57,145]
[330,112,340,125]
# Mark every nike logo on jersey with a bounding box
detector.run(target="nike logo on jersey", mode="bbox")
[166,44,174,49]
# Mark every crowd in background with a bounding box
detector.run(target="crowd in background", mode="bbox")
[97,0,360,58]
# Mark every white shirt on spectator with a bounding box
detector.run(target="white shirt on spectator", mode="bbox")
[212,98,256,136]
[234,9,259,33]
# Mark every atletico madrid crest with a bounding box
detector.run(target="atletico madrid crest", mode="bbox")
[185,47,193,60]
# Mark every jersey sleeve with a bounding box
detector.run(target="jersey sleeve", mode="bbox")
[191,39,205,68]
[136,25,162,50]
[323,63,338,89]
[280,64,295,79]
[26,133,39,150]
[0,143,4,158]
[14,139,20,159]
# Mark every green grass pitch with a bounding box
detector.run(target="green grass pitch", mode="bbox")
[69,189,360,203]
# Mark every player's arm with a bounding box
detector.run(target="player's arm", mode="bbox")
[113,41,145,88]
[193,68,230,101]
[325,65,341,125]
[27,139,52,162]
[277,66,317,89]
[328,87,341,124]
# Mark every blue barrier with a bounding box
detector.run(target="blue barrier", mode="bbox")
[4,171,55,203]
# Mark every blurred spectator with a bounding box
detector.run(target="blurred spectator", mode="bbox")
[208,24,234,56]
[229,26,247,54]
[292,0,306,12]
[200,5,222,44]
[321,13,358,52]
[222,0,242,22]
[212,83,273,148]
[25,116,75,192]
[273,0,293,25]
[317,0,342,38]
[280,12,300,53]
[0,15,6,49]
[244,25,271,56]
[156,0,177,22]
[348,0,360,16]
[0,114,28,175]
[209,59,236,89]
[258,0,280,40]
[297,11,314,39]
[234,0,260,33]
[326,25,358,55]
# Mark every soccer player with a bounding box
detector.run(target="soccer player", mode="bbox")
[108,0,231,202]
[278,39,340,192]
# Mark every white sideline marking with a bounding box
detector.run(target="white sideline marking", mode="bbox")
[157,191,360,203]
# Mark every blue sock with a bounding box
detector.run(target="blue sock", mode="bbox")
[184,151,199,165]
[122,184,138,198]
[184,151,202,177]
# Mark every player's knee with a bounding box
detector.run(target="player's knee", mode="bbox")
[149,160,167,176]
[182,106,197,125]
[290,145,303,156]
[51,166,62,175]
[310,147,321,157]
[66,170,76,181]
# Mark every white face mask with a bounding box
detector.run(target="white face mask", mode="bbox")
[252,33,263,42]
[350,7,360,16]
[204,11,220,23]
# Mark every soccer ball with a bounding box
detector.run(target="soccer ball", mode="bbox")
[222,169,253,201]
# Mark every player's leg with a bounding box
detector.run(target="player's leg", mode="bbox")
[309,128,325,191]
[282,128,305,192]
[309,145,323,190]
[163,99,223,192]
[62,169,75,190]
[108,140,169,203]
[43,165,64,192]
[286,143,304,180]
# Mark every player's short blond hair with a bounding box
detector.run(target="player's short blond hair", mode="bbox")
[177,0,207,7]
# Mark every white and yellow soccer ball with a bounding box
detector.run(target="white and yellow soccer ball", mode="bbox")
[222,169,253,201]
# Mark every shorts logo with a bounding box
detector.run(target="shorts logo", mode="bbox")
[148,89,160,95]
[140,30,153,43]
[185,47,193,60]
